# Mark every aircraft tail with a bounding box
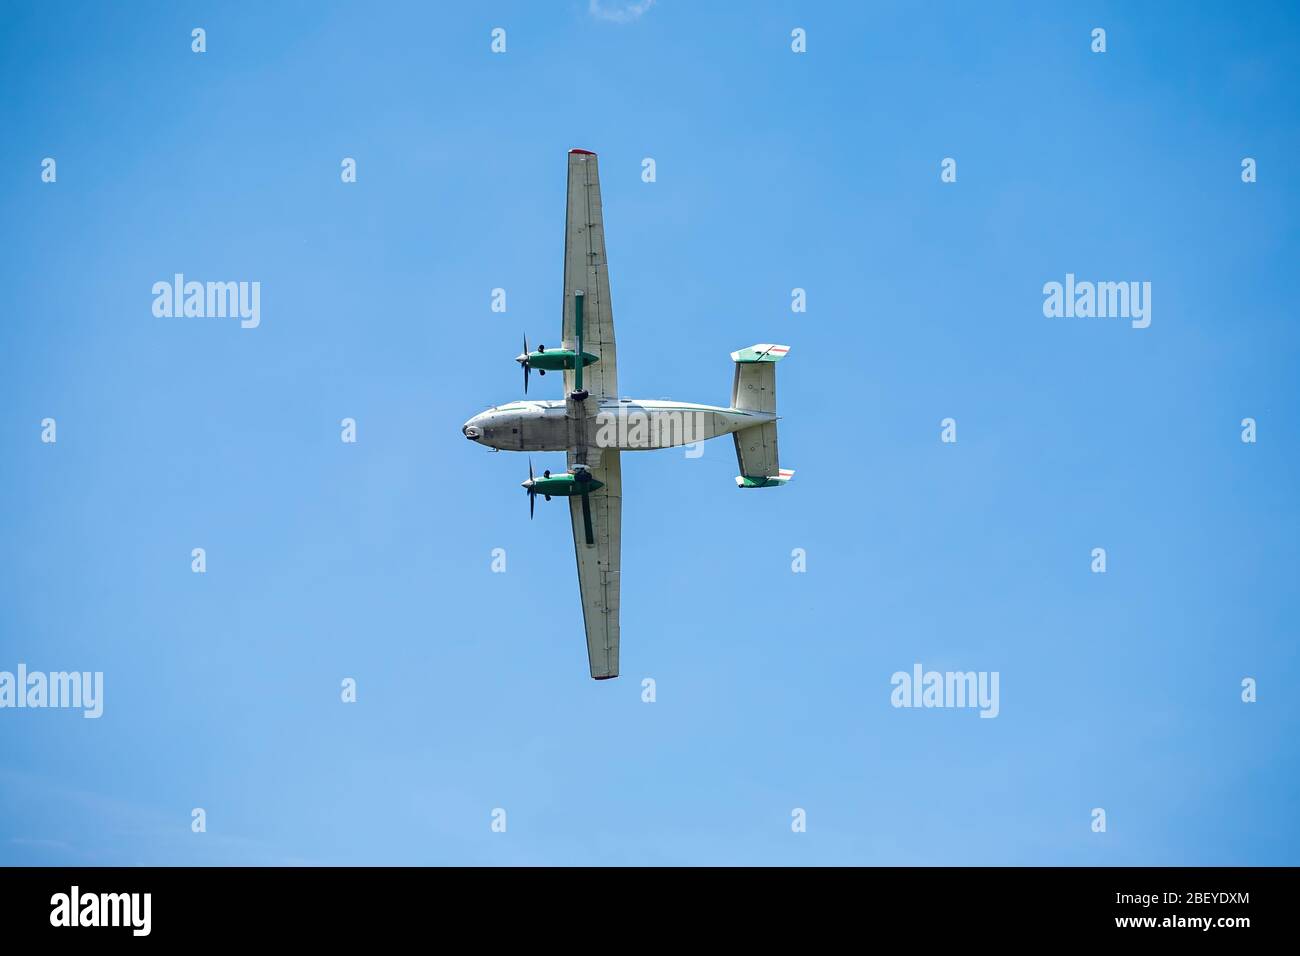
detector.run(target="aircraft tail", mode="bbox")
[730,344,792,488]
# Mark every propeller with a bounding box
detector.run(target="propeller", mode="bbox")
[519,338,549,392]
[522,460,557,518]
[524,458,535,518]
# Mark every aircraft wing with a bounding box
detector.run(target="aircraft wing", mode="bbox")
[561,150,618,400]
[567,448,621,679]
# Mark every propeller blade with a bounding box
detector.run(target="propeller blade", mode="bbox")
[527,458,535,519]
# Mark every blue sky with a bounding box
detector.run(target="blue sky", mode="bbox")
[1,1,1297,865]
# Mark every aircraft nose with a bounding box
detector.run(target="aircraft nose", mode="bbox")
[463,422,481,440]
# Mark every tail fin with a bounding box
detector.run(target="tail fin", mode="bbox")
[730,344,792,488]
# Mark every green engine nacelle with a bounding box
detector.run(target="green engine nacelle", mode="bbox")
[524,471,604,498]
[523,348,599,373]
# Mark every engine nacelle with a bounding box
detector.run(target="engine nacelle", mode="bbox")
[522,468,604,498]
[517,347,599,373]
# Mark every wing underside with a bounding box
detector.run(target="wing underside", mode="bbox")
[561,150,622,678]
[562,150,617,400]
[567,448,621,679]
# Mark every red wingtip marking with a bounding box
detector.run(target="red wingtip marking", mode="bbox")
[569,148,597,155]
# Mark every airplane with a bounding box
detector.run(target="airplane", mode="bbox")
[462,148,793,680]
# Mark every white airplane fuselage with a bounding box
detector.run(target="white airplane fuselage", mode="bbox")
[462,398,775,452]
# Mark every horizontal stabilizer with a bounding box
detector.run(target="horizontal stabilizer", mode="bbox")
[730,344,789,413]
[733,422,791,489]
